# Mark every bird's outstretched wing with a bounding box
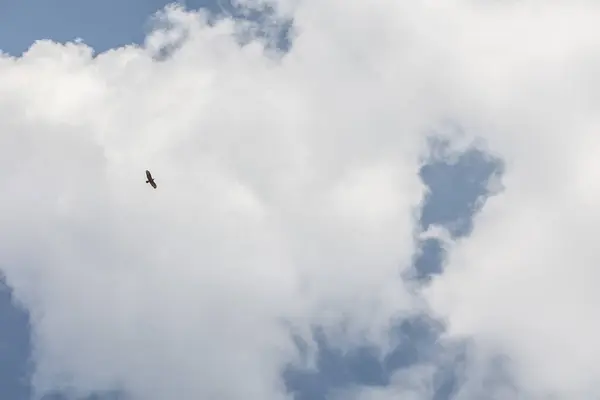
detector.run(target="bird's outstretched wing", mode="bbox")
[146,170,152,180]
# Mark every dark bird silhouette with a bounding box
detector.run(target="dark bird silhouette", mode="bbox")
[145,170,157,189]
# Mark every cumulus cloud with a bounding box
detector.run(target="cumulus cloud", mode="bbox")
[3,0,600,399]
[0,3,427,399]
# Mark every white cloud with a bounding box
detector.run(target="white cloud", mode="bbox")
[4,0,600,399]
[419,1,600,399]
[0,3,427,399]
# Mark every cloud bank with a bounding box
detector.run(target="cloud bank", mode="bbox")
[2,0,600,399]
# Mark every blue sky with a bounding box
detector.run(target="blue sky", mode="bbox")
[0,0,223,56]
[0,2,503,399]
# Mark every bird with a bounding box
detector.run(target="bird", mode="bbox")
[145,170,157,189]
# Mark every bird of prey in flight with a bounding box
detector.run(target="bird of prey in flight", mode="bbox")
[145,170,157,189]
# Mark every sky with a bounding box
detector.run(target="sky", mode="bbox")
[0,0,216,56]
[1,0,600,399]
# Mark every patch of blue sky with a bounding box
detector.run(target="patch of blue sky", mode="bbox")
[0,0,291,57]
[0,0,213,56]
[0,277,32,400]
